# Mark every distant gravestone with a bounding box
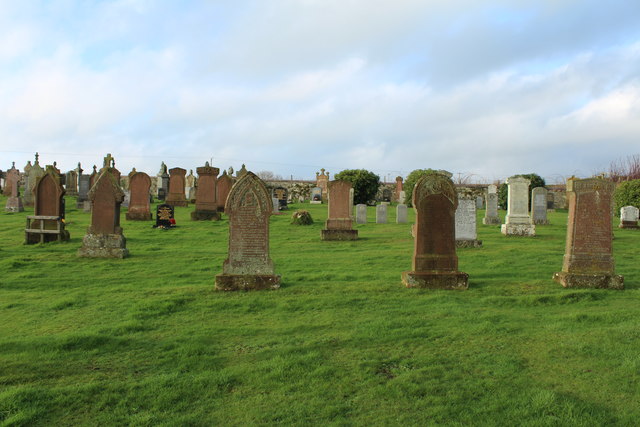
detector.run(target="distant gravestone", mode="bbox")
[3,162,19,197]
[5,170,24,212]
[553,178,623,289]
[355,204,367,224]
[310,186,322,204]
[215,172,281,291]
[619,206,639,229]
[78,168,128,258]
[185,169,196,201]
[376,204,387,224]
[24,153,45,206]
[166,167,189,207]
[272,197,280,214]
[76,174,90,208]
[399,190,406,204]
[501,176,535,236]
[531,187,550,225]
[122,190,130,208]
[321,180,358,240]
[455,192,482,248]
[316,168,329,202]
[191,162,220,220]
[65,170,78,196]
[155,204,175,228]
[26,167,70,244]
[273,187,288,210]
[157,162,169,200]
[126,170,152,220]
[402,170,468,289]
[396,204,408,224]
[395,176,403,202]
[483,184,500,225]
[475,196,483,210]
[216,171,233,212]
[349,188,354,220]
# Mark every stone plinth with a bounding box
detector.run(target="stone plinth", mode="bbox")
[5,196,24,212]
[402,271,469,290]
[322,180,358,241]
[553,178,623,290]
[78,233,128,258]
[501,176,535,236]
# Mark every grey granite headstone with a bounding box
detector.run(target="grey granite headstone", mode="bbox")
[483,184,500,225]
[376,204,387,224]
[356,204,367,224]
[455,194,482,247]
[396,204,408,223]
[531,187,549,225]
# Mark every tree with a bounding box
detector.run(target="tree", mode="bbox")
[333,169,380,205]
[498,173,546,210]
[256,170,283,181]
[403,169,438,207]
[613,179,640,215]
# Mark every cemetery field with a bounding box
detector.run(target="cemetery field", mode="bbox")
[1,197,639,426]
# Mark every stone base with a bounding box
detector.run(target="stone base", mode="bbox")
[552,271,624,290]
[191,210,221,221]
[78,233,128,258]
[321,229,358,241]
[5,197,24,212]
[310,200,322,204]
[533,219,550,225]
[165,200,188,207]
[482,217,501,225]
[402,271,469,290]
[501,223,536,236]
[619,221,639,229]
[126,212,152,220]
[215,274,281,291]
[456,239,482,248]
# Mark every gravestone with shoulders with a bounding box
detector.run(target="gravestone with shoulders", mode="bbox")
[483,184,501,225]
[455,191,482,248]
[531,187,550,225]
[191,162,220,220]
[165,167,189,207]
[321,180,358,241]
[501,176,535,236]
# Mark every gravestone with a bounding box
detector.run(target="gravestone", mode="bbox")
[24,153,45,206]
[191,162,220,220]
[157,162,169,200]
[236,163,248,178]
[126,169,152,220]
[396,204,408,224]
[531,187,550,225]
[89,165,98,189]
[122,191,130,208]
[27,168,70,243]
[272,187,288,210]
[310,186,322,204]
[216,170,233,212]
[155,204,175,228]
[501,176,535,236]
[5,170,24,212]
[455,192,482,248]
[185,169,196,202]
[78,168,128,258]
[215,172,281,291]
[553,178,623,289]
[356,204,367,224]
[619,206,639,229]
[402,171,468,289]
[272,197,280,214]
[316,168,329,202]
[395,176,403,202]
[476,196,483,210]
[165,167,189,207]
[349,188,354,220]
[3,162,18,196]
[376,204,387,224]
[65,170,78,196]
[483,184,500,225]
[321,180,358,240]
[399,190,406,204]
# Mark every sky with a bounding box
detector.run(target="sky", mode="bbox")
[1,0,639,183]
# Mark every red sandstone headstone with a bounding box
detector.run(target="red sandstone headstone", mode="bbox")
[553,177,623,289]
[3,163,19,196]
[395,176,403,202]
[402,171,469,290]
[126,169,152,220]
[165,167,188,207]
[191,162,220,220]
[215,172,280,291]
[27,168,70,243]
[321,180,358,241]
[216,171,233,213]
[78,168,128,258]
[5,171,24,212]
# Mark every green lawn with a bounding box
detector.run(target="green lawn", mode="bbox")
[1,196,639,426]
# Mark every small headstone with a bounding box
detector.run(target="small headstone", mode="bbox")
[166,167,189,207]
[272,187,288,210]
[376,204,387,224]
[402,170,469,289]
[349,188,354,220]
[482,184,501,225]
[396,204,408,224]
[191,162,220,220]
[272,197,280,214]
[215,172,281,291]
[619,206,639,229]
[455,192,482,248]
[216,171,233,212]
[501,176,535,236]
[5,170,24,212]
[310,186,322,204]
[65,170,78,196]
[356,204,367,224]
[531,187,550,225]
[126,170,152,220]
[26,167,70,244]
[475,196,483,210]
[321,180,358,240]
[553,178,623,289]
[155,204,175,228]
[382,188,392,202]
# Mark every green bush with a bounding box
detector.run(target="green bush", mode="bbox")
[333,169,380,205]
[291,210,314,225]
[613,179,640,216]
[498,173,546,210]
[403,169,439,207]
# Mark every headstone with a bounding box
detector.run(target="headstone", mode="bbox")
[24,153,45,206]
[3,162,19,196]
[355,204,367,224]
[553,178,623,289]
[216,170,233,212]
[310,186,322,204]
[349,188,354,220]
[395,176,403,202]
[89,165,98,190]
[376,204,387,224]
[26,167,70,243]
[475,196,483,210]
[78,168,128,258]
[531,187,550,225]
[5,170,24,212]
[185,169,196,201]
[157,162,169,200]
[165,167,189,207]
[316,168,329,202]
[396,204,408,223]
[155,204,175,228]
[215,172,281,291]
[191,162,220,220]
[65,170,78,196]
[402,170,469,289]
[619,206,639,229]
[122,190,130,208]
[125,169,152,220]
[399,190,406,204]
[501,176,535,236]
[482,184,500,225]
[321,180,358,240]
[455,191,482,248]
[272,197,280,214]
[272,187,288,210]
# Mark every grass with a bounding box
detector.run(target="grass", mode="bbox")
[1,195,639,426]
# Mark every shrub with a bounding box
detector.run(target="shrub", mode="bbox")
[403,169,439,207]
[333,169,380,205]
[498,173,546,210]
[291,210,313,225]
[613,179,640,216]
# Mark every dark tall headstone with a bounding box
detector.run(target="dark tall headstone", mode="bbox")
[166,167,188,207]
[553,178,623,289]
[5,170,24,212]
[215,172,281,291]
[125,169,152,220]
[26,168,70,243]
[216,170,233,212]
[191,162,220,220]
[3,162,18,196]
[402,170,469,289]
[321,180,358,241]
